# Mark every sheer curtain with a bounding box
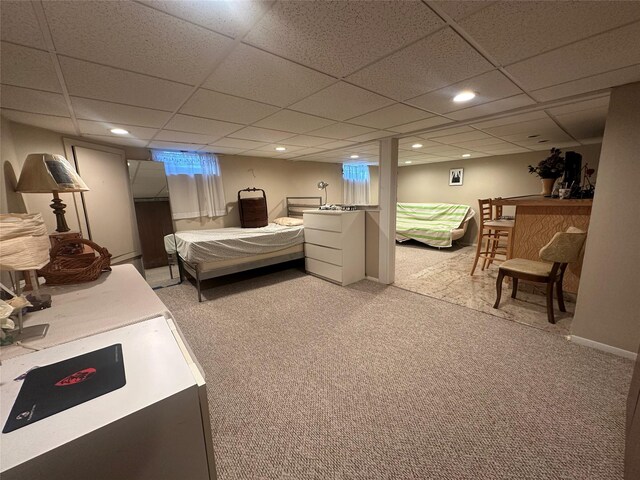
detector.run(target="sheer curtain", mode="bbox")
[343,164,371,205]
[151,150,226,219]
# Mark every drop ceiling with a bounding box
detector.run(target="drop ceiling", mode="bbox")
[1,0,639,166]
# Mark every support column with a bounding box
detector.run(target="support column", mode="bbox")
[378,138,398,284]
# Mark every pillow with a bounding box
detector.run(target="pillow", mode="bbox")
[274,217,303,226]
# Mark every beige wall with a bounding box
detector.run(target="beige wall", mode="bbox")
[173,156,344,231]
[571,82,640,354]
[397,144,602,244]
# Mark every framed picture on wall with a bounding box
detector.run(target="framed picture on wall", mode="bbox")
[449,168,464,186]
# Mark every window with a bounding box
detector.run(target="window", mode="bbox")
[151,150,226,219]
[343,163,370,205]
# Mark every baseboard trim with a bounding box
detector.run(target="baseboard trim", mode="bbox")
[569,335,637,360]
[365,276,379,282]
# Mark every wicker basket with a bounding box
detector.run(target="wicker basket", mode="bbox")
[38,238,112,285]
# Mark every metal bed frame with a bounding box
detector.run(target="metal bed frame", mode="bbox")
[179,196,322,302]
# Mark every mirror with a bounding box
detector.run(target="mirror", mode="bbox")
[127,160,179,288]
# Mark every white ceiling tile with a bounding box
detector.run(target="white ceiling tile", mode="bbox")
[315,140,357,150]
[208,138,269,150]
[289,82,393,121]
[406,70,523,114]
[202,44,335,107]
[451,137,509,149]
[459,1,640,66]
[389,116,453,134]
[347,103,434,129]
[506,22,640,91]
[43,1,233,84]
[155,130,219,144]
[249,143,307,154]
[524,141,580,151]
[227,126,296,143]
[60,57,192,111]
[479,145,531,155]
[253,109,335,134]
[199,145,246,155]
[429,130,491,144]
[420,125,474,139]
[471,110,548,130]
[71,97,171,127]
[180,89,279,124]
[1,1,46,49]
[240,150,280,158]
[430,1,497,21]
[346,28,494,100]
[286,147,326,156]
[546,96,610,116]
[244,1,444,77]
[164,114,243,139]
[445,94,535,121]
[530,65,640,102]
[1,109,75,135]
[1,43,61,92]
[137,0,268,38]
[83,135,149,148]
[307,122,375,140]
[480,118,560,138]
[278,135,334,147]
[580,137,604,146]
[399,137,440,148]
[78,120,158,140]
[346,130,395,143]
[1,85,69,116]
[148,141,205,151]
[553,107,609,140]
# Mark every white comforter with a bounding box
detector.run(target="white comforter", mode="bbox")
[167,224,304,263]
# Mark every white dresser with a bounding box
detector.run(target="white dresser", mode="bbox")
[303,210,365,285]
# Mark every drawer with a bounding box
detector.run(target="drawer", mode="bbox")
[306,258,342,284]
[303,213,342,233]
[305,243,342,266]
[304,228,342,249]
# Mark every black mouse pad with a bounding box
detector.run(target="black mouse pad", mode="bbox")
[3,344,126,433]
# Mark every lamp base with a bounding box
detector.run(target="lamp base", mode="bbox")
[7,323,49,342]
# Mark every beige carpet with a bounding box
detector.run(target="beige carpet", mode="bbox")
[395,243,574,335]
[156,264,632,480]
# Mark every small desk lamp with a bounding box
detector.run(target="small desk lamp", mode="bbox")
[0,213,51,341]
[317,181,329,205]
[16,153,89,233]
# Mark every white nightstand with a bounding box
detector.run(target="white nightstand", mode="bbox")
[303,210,365,285]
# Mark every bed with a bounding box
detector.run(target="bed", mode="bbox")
[170,196,322,301]
[396,203,475,248]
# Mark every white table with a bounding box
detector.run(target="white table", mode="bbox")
[0,266,216,479]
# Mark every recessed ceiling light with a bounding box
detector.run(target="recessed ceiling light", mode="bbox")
[275,146,286,151]
[411,143,423,149]
[462,154,471,158]
[405,160,413,164]
[452,91,476,103]
[528,134,540,138]
[110,128,129,135]
[350,154,359,159]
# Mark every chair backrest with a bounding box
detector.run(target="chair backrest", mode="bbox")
[539,227,587,264]
[477,199,492,227]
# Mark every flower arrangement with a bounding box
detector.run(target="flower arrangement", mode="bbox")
[528,148,565,179]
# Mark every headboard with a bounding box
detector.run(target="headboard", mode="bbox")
[286,196,322,218]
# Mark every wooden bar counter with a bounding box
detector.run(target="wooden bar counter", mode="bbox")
[493,195,592,294]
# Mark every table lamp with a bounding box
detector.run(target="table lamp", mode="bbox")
[16,153,89,233]
[0,213,51,341]
[317,181,329,205]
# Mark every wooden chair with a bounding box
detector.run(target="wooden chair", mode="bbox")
[470,199,515,275]
[493,227,587,324]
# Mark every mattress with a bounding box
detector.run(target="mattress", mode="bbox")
[194,244,303,272]
[167,224,304,263]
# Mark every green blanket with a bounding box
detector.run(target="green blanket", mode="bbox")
[396,203,471,247]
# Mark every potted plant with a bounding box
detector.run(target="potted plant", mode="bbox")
[528,148,565,196]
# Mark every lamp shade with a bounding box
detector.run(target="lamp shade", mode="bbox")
[0,213,50,270]
[16,153,89,193]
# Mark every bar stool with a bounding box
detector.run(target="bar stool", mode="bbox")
[470,199,515,275]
